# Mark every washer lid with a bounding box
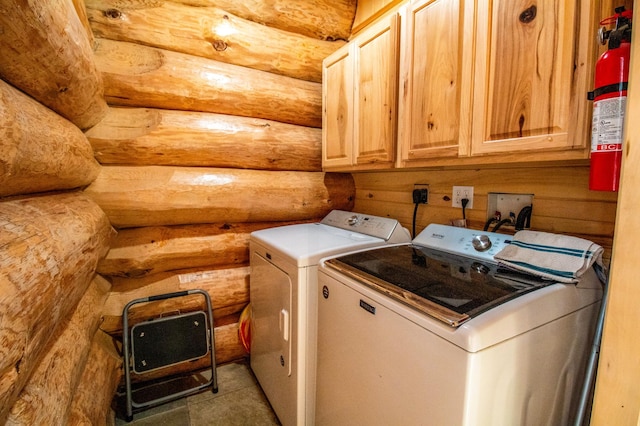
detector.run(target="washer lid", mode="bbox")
[325,244,553,327]
[251,223,387,266]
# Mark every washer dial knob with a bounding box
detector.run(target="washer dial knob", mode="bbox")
[471,234,492,252]
[347,215,360,226]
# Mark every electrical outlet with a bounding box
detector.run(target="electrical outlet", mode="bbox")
[452,186,474,208]
[413,184,429,204]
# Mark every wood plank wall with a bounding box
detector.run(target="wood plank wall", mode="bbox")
[353,165,619,265]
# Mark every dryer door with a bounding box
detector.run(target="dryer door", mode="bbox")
[250,251,293,394]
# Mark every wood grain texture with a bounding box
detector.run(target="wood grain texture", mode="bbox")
[71,0,96,48]
[397,0,474,163]
[86,107,321,171]
[0,0,107,129]
[67,330,122,425]
[94,38,322,128]
[97,220,314,278]
[352,165,618,264]
[84,166,354,228]
[0,80,101,198]
[85,0,344,83]
[592,9,640,424]
[352,0,403,34]
[322,13,398,171]
[100,266,249,332]
[0,193,114,423]
[6,276,111,426]
[170,0,356,41]
[470,0,591,156]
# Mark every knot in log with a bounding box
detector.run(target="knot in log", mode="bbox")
[212,40,227,51]
[104,9,122,19]
[519,5,537,24]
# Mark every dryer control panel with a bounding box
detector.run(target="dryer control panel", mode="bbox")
[321,210,407,242]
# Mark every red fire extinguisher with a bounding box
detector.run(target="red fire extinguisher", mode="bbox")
[589,6,633,192]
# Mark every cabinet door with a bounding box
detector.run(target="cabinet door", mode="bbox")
[397,0,474,164]
[322,43,354,169]
[471,0,585,155]
[352,14,399,168]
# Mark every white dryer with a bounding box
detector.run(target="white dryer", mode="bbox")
[249,210,410,426]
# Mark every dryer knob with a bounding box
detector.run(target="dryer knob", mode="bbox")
[472,235,492,252]
[347,215,360,226]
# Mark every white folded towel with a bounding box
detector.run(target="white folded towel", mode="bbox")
[494,230,604,283]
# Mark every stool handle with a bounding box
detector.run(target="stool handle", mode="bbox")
[148,291,189,301]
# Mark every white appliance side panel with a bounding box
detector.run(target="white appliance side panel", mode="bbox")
[301,266,318,426]
[316,272,469,425]
[250,252,295,426]
[463,303,600,426]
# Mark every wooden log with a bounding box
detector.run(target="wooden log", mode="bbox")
[85,0,344,83]
[97,220,313,278]
[67,330,122,425]
[6,276,112,426]
[84,165,354,228]
[0,0,108,129]
[171,0,355,41]
[72,0,96,48]
[85,107,321,171]
[0,80,101,198]
[0,193,114,422]
[100,267,250,334]
[93,38,322,128]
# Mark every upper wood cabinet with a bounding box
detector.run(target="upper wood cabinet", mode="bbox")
[470,0,592,157]
[322,13,399,171]
[397,0,475,165]
[323,0,596,170]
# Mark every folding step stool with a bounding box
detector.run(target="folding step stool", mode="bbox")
[122,289,218,422]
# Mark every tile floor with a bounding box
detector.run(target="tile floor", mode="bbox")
[112,360,280,426]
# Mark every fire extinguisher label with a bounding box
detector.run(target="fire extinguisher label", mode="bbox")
[591,96,626,152]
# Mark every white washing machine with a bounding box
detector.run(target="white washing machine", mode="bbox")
[316,224,603,425]
[249,210,410,426]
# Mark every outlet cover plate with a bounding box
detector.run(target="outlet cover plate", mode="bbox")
[487,192,534,222]
[452,186,474,208]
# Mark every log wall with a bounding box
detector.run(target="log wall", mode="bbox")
[0,0,107,129]
[0,2,119,417]
[85,0,344,82]
[79,0,357,411]
[6,276,112,425]
[0,0,628,424]
[0,80,100,198]
[0,194,114,422]
[1,0,352,421]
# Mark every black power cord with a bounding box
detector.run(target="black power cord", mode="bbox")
[493,212,517,232]
[515,205,533,230]
[484,218,498,231]
[412,189,428,238]
[492,218,513,232]
[461,198,469,221]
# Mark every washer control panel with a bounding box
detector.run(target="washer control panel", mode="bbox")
[412,223,512,262]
